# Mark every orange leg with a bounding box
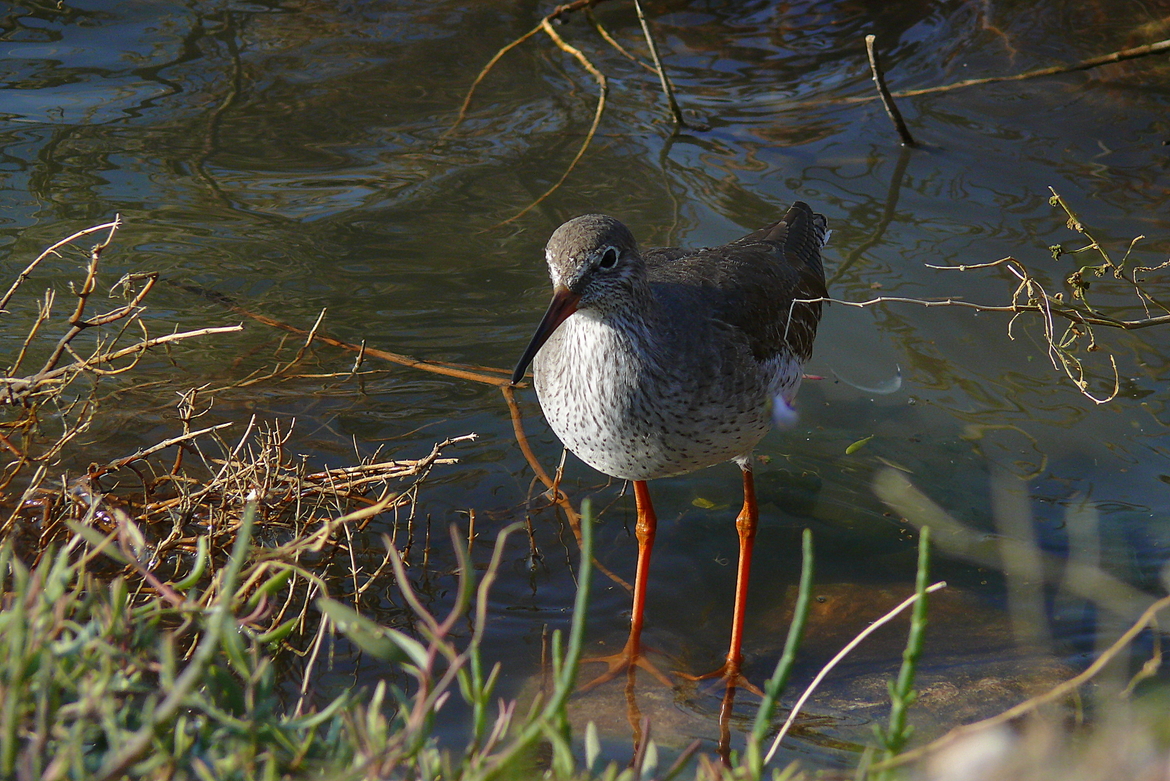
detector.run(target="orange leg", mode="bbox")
[679,466,762,694]
[726,466,758,676]
[578,480,672,692]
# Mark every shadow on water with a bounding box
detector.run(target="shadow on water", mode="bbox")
[2,0,1170,772]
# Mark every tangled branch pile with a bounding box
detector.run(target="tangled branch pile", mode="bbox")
[0,219,471,647]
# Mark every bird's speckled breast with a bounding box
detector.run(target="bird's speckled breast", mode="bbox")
[532,308,802,482]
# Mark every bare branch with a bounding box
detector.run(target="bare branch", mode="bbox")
[816,37,1170,109]
[1,325,244,405]
[865,34,916,147]
[632,0,690,131]
[95,422,235,478]
[447,24,543,134]
[586,6,654,72]
[0,218,120,313]
[491,19,609,228]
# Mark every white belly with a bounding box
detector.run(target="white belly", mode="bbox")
[532,311,798,481]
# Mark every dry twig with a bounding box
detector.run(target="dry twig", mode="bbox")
[886,36,1170,101]
[870,592,1170,771]
[865,34,916,147]
[632,0,690,131]
[807,189,1162,403]
[491,19,609,228]
[764,581,948,763]
[797,36,1170,111]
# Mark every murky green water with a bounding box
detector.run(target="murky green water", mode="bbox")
[3,0,1170,770]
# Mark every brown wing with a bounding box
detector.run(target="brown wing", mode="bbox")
[646,202,828,362]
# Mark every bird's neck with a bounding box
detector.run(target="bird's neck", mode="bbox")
[573,287,660,363]
[586,275,655,321]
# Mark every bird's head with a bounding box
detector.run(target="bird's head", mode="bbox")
[511,214,644,385]
[545,213,644,309]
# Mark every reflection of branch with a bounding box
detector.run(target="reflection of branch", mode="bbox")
[192,9,243,206]
[829,147,910,286]
[587,7,654,72]
[448,25,543,133]
[452,0,702,227]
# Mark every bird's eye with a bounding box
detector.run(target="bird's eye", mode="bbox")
[598,247,619,270]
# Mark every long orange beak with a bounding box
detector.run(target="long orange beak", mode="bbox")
[511,285,580,385]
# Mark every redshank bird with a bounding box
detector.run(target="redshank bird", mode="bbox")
[511,202,828,690]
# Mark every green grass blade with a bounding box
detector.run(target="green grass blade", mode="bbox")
[746,528,815,779]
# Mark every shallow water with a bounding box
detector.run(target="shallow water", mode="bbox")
[2,0,1170,770]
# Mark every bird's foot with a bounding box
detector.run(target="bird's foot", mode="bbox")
[577,638,673,693]
[675,661,764,696]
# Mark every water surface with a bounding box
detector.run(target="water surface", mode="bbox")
[2,0,1169,770]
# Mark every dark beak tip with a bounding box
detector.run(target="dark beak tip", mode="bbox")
[510,345,539,386]
[511,286,579,391]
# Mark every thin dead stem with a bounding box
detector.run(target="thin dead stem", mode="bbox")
[587,7,655,72]
[490,19,609,228]
[0,218,120,313]
[796,36,1170,110]
[801,194,1157,408]
[764,582,948,763]
[872,593,1170,771]
[632,0,689,131]
[448,24,543,134]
